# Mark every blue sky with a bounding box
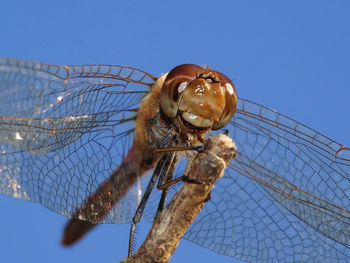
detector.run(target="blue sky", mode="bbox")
[0,1,350,262]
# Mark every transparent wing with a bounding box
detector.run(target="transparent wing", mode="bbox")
[184,98,350,262]
[3,58,350,262]
[0,57,155,223]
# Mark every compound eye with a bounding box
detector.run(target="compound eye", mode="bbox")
[212,73,237,130]
[160,64,205,119]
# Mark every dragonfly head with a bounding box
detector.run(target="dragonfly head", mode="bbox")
[160,64,237,130]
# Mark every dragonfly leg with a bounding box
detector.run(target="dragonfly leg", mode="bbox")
[156,146,203,191]
[154,170,201,221]
[154,153,177,220]
[157,174,201,190]
[128,153,171,256]
[153,152,210,220]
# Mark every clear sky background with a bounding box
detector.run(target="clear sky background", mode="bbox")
[0,1,349,263]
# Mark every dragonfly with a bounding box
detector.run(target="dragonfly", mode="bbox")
[0,57,349,263]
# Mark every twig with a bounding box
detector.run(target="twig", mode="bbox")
[122,134,236,263]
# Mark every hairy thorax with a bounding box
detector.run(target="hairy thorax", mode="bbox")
[133,73,208,174]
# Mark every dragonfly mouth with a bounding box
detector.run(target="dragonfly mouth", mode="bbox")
[179,112,213,130]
